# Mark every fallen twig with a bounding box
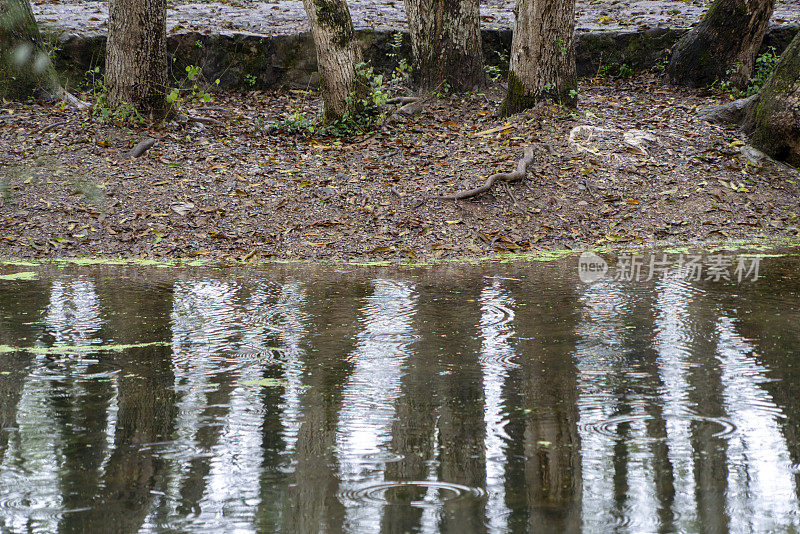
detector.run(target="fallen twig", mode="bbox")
[54,87,90,110]
[41,121,67,134]
[126,138,157,158]
[186,115,223,125]
[433,146,536,201]
[386,96,420,105]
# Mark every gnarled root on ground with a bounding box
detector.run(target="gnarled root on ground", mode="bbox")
[434,146,536,201]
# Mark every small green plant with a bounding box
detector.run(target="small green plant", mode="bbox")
[166,64,220,107]
[82,67,145,125]
[267,61,392,137]
[484,49,509,82]
[485,64,502,82]
[92,95,145,125]
[434,81,451,98]
[618,63,634,78]
[746,46,779,96]
[387,32,412,84]
[244,73,257,86]
[275,109,317,135]
[710,50,779,97]
[557,39,567,55]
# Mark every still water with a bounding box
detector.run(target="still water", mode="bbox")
[0,251,799,533]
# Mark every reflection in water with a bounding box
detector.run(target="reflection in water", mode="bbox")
[0,256,799,532]
[715,317,800,531]
[338,279,417,533]
[479,279,516,532]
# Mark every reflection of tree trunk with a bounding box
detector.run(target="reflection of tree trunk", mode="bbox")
[284,281,366,533]
[382,273,488,532]
[720,264,800,501]
[500,363,528,532]
[256,360,290,533]
[628,295,677,531]
[433,280,486,532]
[0,279,47,473]
[175,368,237,516]
[686,322,729,534]
[54,372,115,528]
[71,278,177,532]
[512,270,581,533]
[382,286,439,532]
[643,375,676,531]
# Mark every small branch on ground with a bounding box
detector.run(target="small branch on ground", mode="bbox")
[433,146,536,201]
[386,96,420,105]
[187,115,223,125]
[126,138,157,158]
[40,121,68,134]
[174,113,223,126]
[54,87,90,110]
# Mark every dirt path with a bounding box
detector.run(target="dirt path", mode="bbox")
[2,77,799,262]
[32,0,800,38]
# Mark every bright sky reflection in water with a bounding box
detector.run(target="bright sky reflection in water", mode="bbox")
[0,253,799,533]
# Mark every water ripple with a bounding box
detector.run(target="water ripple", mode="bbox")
[580,412,737,440]
[340,481,486,507]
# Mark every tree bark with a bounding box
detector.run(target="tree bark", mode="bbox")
[666,0,775,89]
[106,0,168,120]
[404,0,485,92]
[499,0,577,117]
[0,0,57,99]
[745,31,800,166]
[302,0,364,123]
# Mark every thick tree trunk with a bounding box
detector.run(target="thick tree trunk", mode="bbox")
[106,0,168,120]
[302,0,364,123]
[745,31,800,166]
[499,0,577,117]
[404,0,485,92]
[666,0,774,89]
[0,0,57,99]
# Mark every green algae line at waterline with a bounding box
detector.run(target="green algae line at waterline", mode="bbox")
[0,272,38,280]
[0,341,170,355]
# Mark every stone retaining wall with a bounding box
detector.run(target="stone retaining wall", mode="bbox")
[52,25,799,92]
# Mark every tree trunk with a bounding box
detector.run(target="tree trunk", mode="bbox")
[745,31,800,166]
[499,0,577,117]
[404,0,485,92]
[302,0,364,123]
[666,0,775,89]
[106,0,168,120]
[0,0,57,99]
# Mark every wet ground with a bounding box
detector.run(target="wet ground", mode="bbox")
[1,248,800,532]
[30,0,800,37]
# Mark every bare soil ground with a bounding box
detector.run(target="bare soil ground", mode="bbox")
[2,76,799,262]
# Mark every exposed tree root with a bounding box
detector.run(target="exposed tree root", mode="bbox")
[40,121,67,134]
[53,87,90,110]
[386,96,420,105]
[433,146,536,200]
[126,137,157,158]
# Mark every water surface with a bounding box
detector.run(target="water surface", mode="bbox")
[1,252,799,533]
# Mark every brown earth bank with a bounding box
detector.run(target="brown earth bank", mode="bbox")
[1,76,800,263]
